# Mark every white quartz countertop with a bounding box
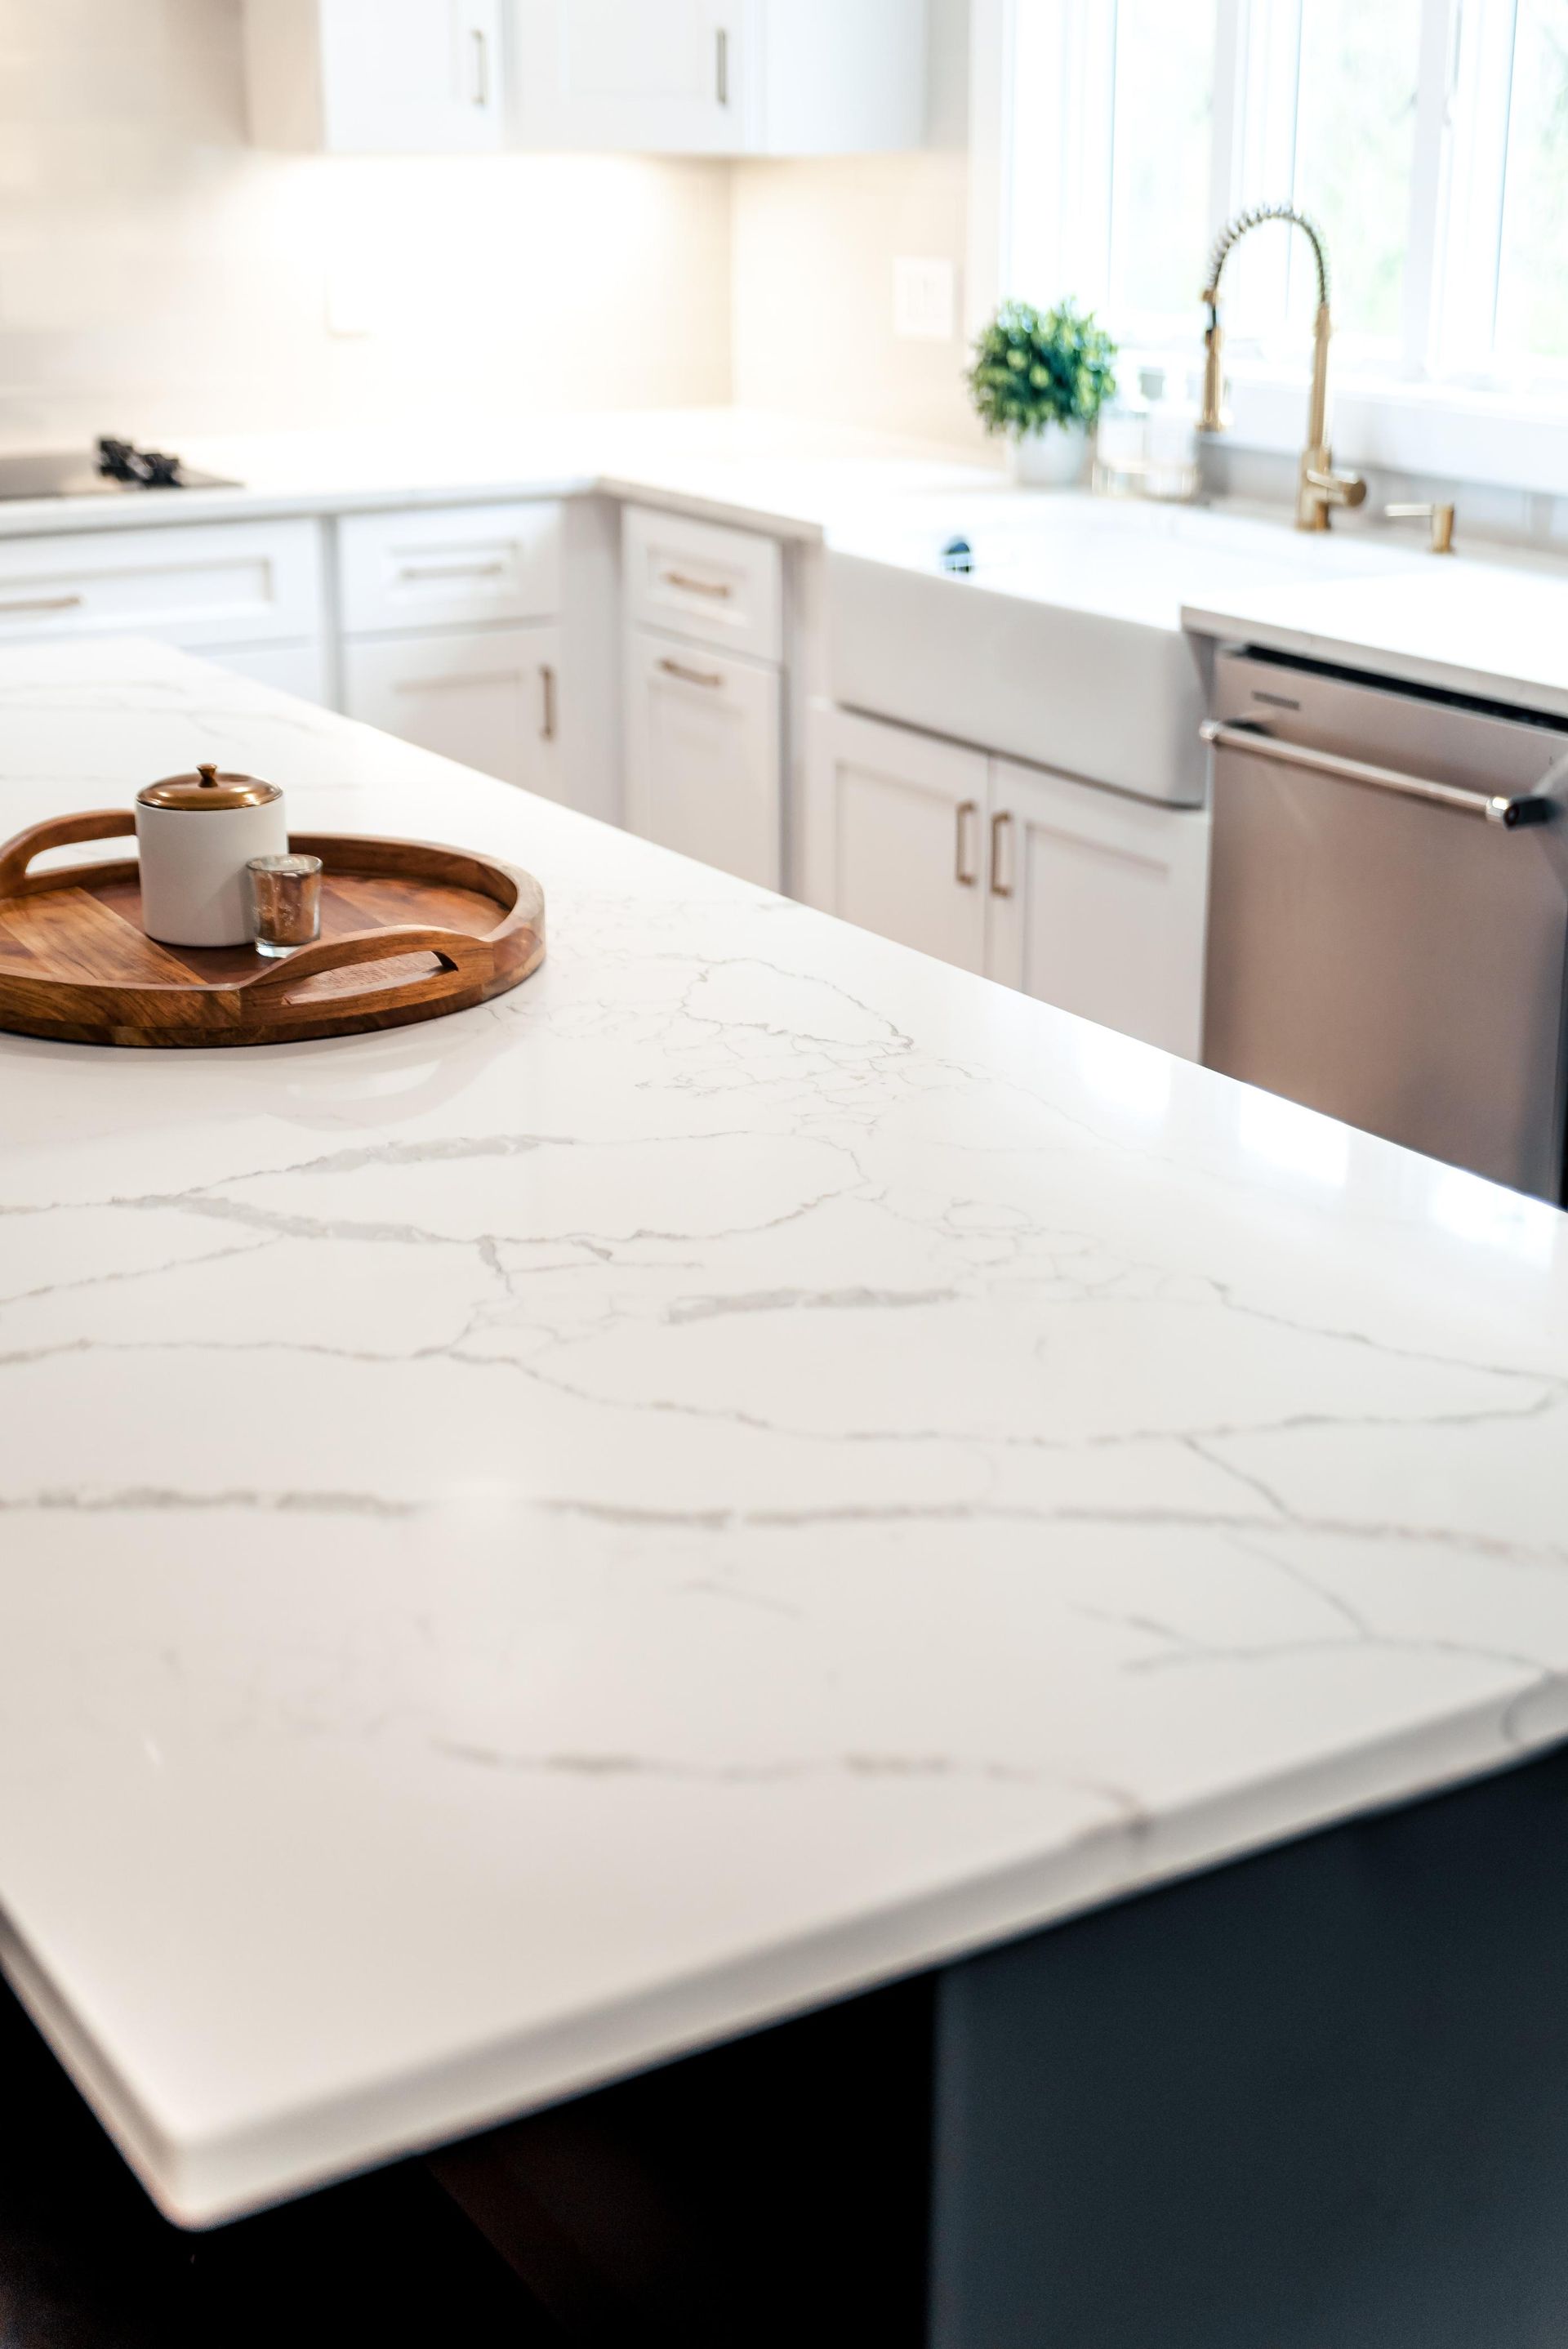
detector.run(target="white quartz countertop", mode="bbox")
[0,408,1003,545]
[8,403,1568,708]
[5,641,1568,2230]
[1183,548,1568,715]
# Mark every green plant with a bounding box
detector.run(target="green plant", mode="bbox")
[967,299,1119,440]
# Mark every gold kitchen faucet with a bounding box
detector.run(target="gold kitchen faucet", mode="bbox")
[1199,203,1367,532]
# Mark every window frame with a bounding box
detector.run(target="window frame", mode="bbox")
[969,0,1568,497]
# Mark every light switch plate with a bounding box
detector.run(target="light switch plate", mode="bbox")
[893,257,957,343]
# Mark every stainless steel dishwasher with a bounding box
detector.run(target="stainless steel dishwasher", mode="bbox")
[1201,647,1568,1201]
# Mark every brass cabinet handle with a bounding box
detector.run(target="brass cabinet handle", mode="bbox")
[471,25,489,105]
[657,656,725,689]
[989,808,1014,896]
[396,559,506,582]
[955,798,979,885]
[661,569,732,598]
[716,26,729,104]
[540,662,557,742]
[393,670,517,693]
[0,591,84,614]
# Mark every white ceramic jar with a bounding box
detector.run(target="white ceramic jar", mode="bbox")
[136,764,288,947]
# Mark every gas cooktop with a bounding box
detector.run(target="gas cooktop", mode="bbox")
[0,439,239,501]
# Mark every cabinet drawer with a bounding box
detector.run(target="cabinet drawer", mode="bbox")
[622,505,782,662]
[341,622,563,796]
[625,626,781,888]
[338,501,563,635]
[0,519,323,649]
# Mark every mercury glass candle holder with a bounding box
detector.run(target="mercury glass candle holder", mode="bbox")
[247,853,323,959]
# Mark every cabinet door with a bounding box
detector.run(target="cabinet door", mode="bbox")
[342,623,564,796]
[327,0,501,150]
[624,629,780,887]
[246,0,502,153]
[510,0,744,153]
[986,757,1211,1059]
[808,707,988,975]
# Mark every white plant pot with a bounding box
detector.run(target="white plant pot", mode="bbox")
[1008,424,1089,488]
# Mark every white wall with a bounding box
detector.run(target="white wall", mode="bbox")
[728,0,985,453]
[0,0,733,450]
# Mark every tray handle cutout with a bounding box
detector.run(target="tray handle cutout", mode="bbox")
[240,924,491,1016]
[0,809,133,895]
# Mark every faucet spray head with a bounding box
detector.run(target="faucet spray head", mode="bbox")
[1197,205,1330,439]
[1199,290,1227,434]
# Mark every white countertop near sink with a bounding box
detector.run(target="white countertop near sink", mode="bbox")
[826,489,1433,633]
[1183,549,1568,716]
[4,640,1568,2230]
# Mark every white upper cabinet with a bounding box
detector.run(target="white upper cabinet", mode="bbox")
[509,0,927,155]
[243,0,504,153]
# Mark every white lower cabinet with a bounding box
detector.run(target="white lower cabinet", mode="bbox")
[987,756,1210,1060]
[812,705,988,974]
[342,622,563,796]
[809,706,1211,1057]
[0,518,324,653]
[624,626,781,888]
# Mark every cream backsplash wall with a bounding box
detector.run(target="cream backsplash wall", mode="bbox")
[0,0,732,448]
[728,150,981,452]
[728,0,983,454]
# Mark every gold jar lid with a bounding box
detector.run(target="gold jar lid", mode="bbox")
[137,761,282,812]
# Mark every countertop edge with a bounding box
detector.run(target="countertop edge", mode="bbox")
[29,1686,1552,2231]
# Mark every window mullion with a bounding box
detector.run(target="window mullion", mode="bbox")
[1401,0,1459,379]
[1208,0,1247,237]
[1063,0,1116,310]
[1227,0,1304,354]
[1437,0,1518,381]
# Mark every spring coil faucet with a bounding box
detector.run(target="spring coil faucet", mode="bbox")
[1199,203,1366,531]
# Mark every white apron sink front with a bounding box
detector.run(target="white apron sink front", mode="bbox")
[826,493,1428,805]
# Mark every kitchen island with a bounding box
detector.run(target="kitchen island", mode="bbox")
[5,640,1568,2342]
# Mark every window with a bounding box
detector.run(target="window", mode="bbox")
[1001,0,1568,421]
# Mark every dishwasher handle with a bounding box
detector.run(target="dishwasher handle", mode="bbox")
[1200,717,1554,829]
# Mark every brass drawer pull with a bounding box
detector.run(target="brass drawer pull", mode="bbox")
[955,799,979,885]
[540,662,557,742]
[661,570,733,598]
[657,656,725,689]
[990,809,1014,896]
[396,559,507,582]
[0,592,84,615]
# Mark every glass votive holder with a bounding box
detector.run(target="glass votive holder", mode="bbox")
[247,853,323,959]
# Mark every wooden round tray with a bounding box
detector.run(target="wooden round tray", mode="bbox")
[0,809,545,1047]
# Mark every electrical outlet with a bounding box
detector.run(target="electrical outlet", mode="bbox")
[893,257,957,343]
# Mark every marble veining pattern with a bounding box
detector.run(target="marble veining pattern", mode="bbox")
[2,640,1567,2222]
